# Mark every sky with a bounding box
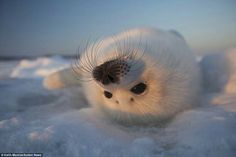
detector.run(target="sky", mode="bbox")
[0,0,236,56]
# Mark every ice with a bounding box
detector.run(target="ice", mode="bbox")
[0,61,19,79]
[0,50,236,156]
[10,56,70,78]
[200,48,236,93]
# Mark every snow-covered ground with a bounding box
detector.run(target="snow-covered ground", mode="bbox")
[0,51,236,157]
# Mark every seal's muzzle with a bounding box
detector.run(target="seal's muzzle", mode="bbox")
[92,59,130,85]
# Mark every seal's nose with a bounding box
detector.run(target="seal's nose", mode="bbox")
[92,59,130,85]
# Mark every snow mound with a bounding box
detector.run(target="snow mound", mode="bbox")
[200,48,236,93]
[10,56,70,78]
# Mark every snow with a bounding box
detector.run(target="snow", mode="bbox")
[1,49,236,157]
[10,56,69,78]
[200,48,236,93]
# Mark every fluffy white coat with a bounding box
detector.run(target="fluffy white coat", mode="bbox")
[44,28,202,125]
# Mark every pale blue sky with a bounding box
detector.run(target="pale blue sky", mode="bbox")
[0,0,236,56]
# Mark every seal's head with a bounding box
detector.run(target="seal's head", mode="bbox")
[90,54,161,125]
[78,47,176,125]
[75,28,200,125]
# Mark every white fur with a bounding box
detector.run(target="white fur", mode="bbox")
[81,28,201,125]
[44,28,202,125]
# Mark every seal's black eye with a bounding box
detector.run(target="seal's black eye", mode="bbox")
[130,82,147,94]
[104,91,113,99]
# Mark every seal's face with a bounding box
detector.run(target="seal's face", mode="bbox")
[88,53,167,125]
[102,81,148,107]
[92,58,148,103]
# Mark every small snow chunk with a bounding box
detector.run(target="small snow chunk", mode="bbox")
[200,48,236,93]
[28,126,54,141]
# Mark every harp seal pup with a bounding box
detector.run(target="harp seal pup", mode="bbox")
[44,28,201,125]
